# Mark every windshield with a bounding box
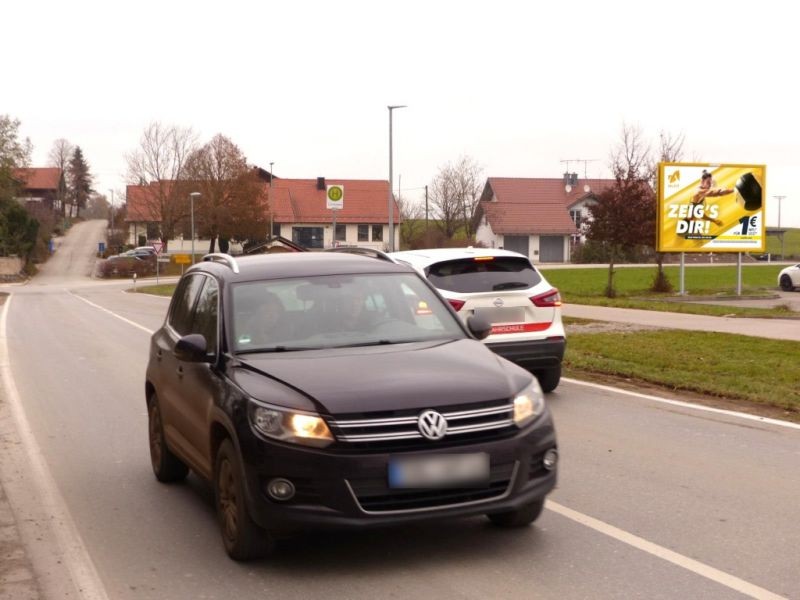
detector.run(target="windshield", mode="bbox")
[425,256,541,293]
[231,273,465,352]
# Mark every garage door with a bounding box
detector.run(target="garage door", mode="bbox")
[503,235,529,257]
[539,236,565,262]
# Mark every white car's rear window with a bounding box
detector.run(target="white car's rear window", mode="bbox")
[426,257,541,293]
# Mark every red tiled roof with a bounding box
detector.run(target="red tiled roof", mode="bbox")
[125,183,166,222]
[266,179,398,224]
[478,177,617,235]
[13,168,62,191]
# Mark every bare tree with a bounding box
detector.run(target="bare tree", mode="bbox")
[587,123,655,297]
[183,134,268,253]
[125,122,197,247]
[428,155,483,241]
[650,130,685,291]
[396,194,424,249]
[48,138,74,171]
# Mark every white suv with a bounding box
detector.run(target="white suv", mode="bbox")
[391,248,565,392]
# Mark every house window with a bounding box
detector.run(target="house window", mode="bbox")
[372,225,383,242]
[272,222,281,237]
[292,227,324,249]
[335,224,347,241]
[570,209,582,228]
[357,225,369,242]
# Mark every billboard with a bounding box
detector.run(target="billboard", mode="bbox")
[657,163,766,253]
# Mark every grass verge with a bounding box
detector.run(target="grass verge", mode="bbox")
[132,284,175,297]
[564,328,800,418]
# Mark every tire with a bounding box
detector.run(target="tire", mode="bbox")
[535,365,561,393]
[148,395,190,483]
[214,440,272,561]
[780,275,795,292]
[487,498,545,527]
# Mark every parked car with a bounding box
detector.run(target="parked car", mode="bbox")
[146,252,558,560]
[98,254,154,277]
[390,248,565,392]
[778,264,800,291]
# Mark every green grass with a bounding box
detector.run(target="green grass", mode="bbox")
[541,264,796,318]
[133,284,176,297]
[564,329,800,415]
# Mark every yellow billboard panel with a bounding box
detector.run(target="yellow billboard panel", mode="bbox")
[657,163,766,253]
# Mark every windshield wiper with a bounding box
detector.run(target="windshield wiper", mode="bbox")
[236,346,314,354]
[338,339,394,348]
[492,281,530,291]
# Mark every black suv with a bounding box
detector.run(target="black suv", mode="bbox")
[146,252,558,560]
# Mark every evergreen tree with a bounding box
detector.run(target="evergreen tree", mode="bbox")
[68,146,93,217]
[0,115,38,258]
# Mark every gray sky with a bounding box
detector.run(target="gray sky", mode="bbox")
[5,0,799,227]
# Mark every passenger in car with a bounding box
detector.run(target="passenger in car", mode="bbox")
[239,292,288,346]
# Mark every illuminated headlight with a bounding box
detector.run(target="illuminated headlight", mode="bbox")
[250,404,334,448]
[513,380,545,427]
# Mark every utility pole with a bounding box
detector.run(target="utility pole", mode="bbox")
[269,161,275,240]
[425,185,429,236]
[108,189,114,248]
[774,195,786,259]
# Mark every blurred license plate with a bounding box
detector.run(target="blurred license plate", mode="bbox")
[475,307,524,324]
[388,453,490,489]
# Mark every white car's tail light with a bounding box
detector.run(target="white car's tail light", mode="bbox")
[530,288,562,308]
[448,298,466,312]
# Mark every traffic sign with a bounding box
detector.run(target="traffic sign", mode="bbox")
[152,241,164,255]
[326,184,344,210]
[173,254,191,264]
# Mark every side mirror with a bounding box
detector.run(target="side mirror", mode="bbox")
[174,334,209,362]
[467,314,492,340]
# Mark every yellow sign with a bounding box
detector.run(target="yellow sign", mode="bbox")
[657,163,766,253]
[173,254,192,264]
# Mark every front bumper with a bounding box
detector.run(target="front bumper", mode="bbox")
[486,337,565,372]
[238,411,557,534]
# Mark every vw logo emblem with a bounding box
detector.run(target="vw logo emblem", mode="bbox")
[418,410,448,441]
[493,297,504,307]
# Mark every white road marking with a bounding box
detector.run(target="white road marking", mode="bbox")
[546,500,787,600]
[0,296,110,600]
[562,377,800,431]
[69,291,155,334]
[58,292,795,598]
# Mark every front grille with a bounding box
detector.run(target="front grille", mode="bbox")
[348,461,517,513]
[329,399,515,451]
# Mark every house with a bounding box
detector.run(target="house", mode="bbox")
[474,174,616,263]
[13,168,66,213]
[265,177,399,251]
[124,172,400,251]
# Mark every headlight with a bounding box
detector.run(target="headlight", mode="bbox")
[250,404,334,448]
[513,380,545,428]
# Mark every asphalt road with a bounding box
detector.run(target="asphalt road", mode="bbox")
[2,224,799,599]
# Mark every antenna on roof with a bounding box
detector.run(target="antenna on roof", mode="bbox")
[559,159,599,192]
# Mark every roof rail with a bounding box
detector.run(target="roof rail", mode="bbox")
[202,253,240,273]
[323,247,397,263]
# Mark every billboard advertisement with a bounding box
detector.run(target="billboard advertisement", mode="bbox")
[657,163,766,253]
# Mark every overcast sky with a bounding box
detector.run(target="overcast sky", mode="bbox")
[4,0,798,227]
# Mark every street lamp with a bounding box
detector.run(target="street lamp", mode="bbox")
[269,161,275,240]
[774,195,786,259]
[189,192,201,264]
[388,105,406,252]
[108,189,114,239]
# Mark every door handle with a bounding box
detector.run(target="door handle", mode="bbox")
[156,349,163,360]
[176,366,184,377]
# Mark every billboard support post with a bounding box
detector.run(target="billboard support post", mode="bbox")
[679,253,685,295]
[737,253,743,296]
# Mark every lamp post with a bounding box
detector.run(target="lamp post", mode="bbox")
[774,195,786,259]
[108,189,114,241]
[189,192,201,264]
[269,161,274,240]
[387,105,406,252]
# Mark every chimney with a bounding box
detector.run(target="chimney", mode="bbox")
[317,177,326,190]
[563,172,570,185]
[570,172,578,186]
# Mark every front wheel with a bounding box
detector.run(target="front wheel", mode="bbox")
[535,365,561,393]
[487,498,545,527]
[215,440,273,561]
[780,274,795,292]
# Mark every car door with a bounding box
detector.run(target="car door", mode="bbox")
[176,276,221,478]
[155,274,205,467]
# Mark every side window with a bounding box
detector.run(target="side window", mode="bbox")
[169,275,204,335]
[357,225,369,242]
[191,278,219,353]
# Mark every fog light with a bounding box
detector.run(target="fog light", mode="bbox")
[543,449,558,471]
[266,478,295,501]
